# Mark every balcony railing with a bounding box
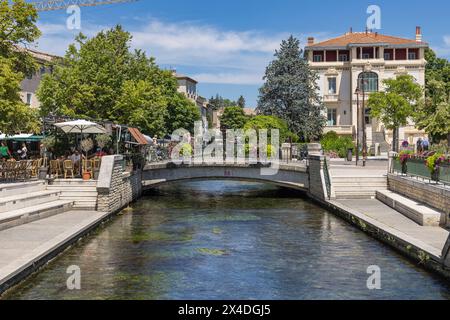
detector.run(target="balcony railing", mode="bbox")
[323,125,355,136]
[323,94,339,102]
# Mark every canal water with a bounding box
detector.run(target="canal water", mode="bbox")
[4,181,450,300]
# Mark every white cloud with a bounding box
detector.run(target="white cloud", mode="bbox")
[33,18,333,85]
[432,36,450,58]
[444,35,450,46]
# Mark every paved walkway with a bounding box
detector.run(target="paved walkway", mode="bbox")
[330,159,388,177]
[331,199,449,257]
[0,210,110,292]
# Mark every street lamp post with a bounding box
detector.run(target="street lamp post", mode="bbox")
[355,87,360,166]
[362,76,367,167]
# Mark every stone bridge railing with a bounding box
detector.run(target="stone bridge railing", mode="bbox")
[142,147,331,201]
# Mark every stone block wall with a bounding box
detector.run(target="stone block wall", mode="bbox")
[97,155,142,213]
[308,154,329,201]
[388,174,450,226]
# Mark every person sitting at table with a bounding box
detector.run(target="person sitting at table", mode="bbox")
[69,150,82,165]
[17,143,28,160]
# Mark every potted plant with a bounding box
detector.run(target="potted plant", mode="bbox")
[399,150,413,174]
[81,138,94,180]
[96,134,111,151]
[425,153,446,182]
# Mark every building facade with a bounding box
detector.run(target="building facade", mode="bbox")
[304,27,428,152]
[174,72,210,130]
[20,49,59,109]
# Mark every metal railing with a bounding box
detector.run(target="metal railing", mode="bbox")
[392,157,450,187]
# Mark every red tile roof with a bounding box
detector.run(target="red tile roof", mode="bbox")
[307,32,426,48]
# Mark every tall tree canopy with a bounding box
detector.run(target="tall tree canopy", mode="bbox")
[220,106,248,131]
[37,25,199,137]
[209,94,236,111]
[0,0,41,135]
[243,115,298,143]
[0,0,41,75]
[415,48,450,144]
[257,36,325,142]
[237,95,246,108]
[368,74,422,151]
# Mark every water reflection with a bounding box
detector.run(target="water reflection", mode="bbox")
[4,181,450,300]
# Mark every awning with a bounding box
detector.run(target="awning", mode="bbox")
[0,134,44,142]
[127,128,149,145]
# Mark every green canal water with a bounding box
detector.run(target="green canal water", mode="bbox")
[4,181,450,300]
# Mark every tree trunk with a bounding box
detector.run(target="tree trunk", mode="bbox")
[447,132,450,148]
[392,127,399,152]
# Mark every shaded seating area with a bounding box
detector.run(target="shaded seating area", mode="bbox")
[0,159,43,182]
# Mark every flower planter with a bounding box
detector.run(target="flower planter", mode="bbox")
[82,172,91,181]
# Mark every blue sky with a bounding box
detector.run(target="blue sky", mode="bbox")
[32,0,450,107]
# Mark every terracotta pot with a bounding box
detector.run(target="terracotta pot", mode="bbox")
[82,172,91,180]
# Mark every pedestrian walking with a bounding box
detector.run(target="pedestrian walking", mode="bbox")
[416,138,423,153]
[422,138,430,151]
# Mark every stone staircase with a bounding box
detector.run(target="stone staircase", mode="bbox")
[332,176,388,199]
[0,181,74,231]
[47,179,98,210]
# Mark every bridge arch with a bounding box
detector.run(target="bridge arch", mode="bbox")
[142,163,310,192]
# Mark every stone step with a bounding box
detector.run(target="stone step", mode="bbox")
[0,200,74,231]
[0,181,47,197]
[50,179,97,187]
[0,190,61,213]
[335,191,378,199]
[332,176,387,182]
[69,199,97,210]
[334,187,387,195]
[57,191,98,197]
[46,185,98,192]
[333,182,388,187]
[376,190,445,227]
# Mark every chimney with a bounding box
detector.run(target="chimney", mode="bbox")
[416,26,422,42]
[307,37,314,45]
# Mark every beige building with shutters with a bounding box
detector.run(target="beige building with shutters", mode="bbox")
[304,27,428,153]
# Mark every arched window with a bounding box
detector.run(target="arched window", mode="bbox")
[358,72,378,92]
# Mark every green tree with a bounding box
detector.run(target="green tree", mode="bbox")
[237,95,246,108]
[165,93,201,135]
[220,106,248,130]
[368,74,422,152]
[37,26,191,136]
[209,94,236,110]
[0,57,40,134]
[115,80,168,138]
[244,115,298,142]
[415,79,450,144]
[0,0,41,75]
[417,48,450,144]
[0,0,41,135]
[257,35,326,142]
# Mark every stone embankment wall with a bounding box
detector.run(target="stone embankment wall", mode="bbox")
[97,155,142,213]
[388,174,450,227]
